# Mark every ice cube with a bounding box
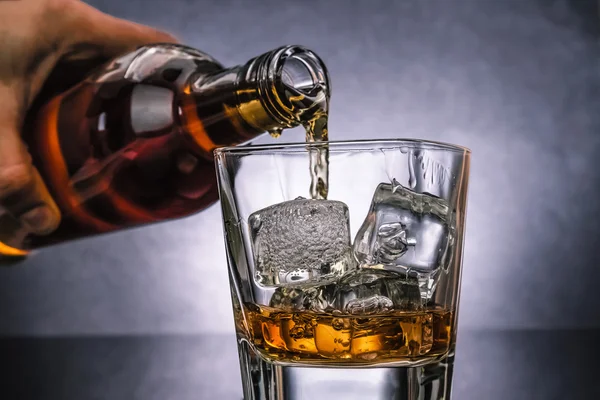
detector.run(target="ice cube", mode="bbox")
[269,269,422,314]
[249,198,355,288]
[333,269,423,314]
[269,285,333,312]
[353,182,455,300]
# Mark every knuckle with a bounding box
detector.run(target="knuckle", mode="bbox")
[0,164,34,199]
[42,0,83,32]
[44,0,77,15]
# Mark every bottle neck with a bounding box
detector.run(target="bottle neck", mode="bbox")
[190,45,330,137]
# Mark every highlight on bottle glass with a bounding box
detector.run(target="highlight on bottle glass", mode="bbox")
[215,139,470,400]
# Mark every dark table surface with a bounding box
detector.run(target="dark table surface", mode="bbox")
[1,330,599,400]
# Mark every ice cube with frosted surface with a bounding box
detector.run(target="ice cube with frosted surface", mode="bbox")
[353,182,455,300]
[249,198,355,288]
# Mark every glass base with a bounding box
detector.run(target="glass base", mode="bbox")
[237,340,454,400]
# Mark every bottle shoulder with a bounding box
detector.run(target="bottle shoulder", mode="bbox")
[87,43,224,87]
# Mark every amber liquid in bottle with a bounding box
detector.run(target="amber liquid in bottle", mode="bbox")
[0,44,330,254]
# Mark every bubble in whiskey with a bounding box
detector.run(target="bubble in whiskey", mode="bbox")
[331,318,345,330]
[289,326,305,339]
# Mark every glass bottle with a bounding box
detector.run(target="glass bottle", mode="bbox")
[0,43,330,257]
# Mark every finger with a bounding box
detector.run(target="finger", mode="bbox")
[0,153,61,235]
[58,1,179,60]
[0,147,61,235]
[0,211,29,258]
[0,85,60,235]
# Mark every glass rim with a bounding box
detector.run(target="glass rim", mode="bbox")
[214,138,471,156]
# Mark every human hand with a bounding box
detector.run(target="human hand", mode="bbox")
[0,0,177,241]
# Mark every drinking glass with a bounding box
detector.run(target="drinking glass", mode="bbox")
[215,139,470,400]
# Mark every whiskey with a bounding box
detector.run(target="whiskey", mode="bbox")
[0,44,330,256]
[305,109,329,200]
[243,304,453,366]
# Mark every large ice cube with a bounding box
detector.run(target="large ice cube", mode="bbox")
[353,182,455,300]
[269,269,422,314]
[249,198,355,288]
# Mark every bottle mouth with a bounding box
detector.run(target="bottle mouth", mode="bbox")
[260,46,331,128]
[281,52,326,94]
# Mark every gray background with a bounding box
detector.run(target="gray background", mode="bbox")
[0,0,599,336]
